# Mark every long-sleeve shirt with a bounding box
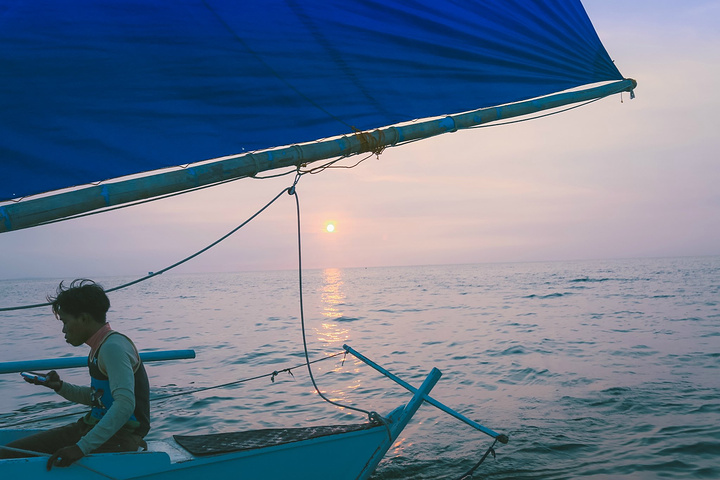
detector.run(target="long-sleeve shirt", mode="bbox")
[57,334,140,454]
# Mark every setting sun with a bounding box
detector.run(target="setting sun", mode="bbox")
[326,222,336,233]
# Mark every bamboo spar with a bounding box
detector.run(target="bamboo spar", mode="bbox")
[356,366,442,480]
[0,79,636,234]
[343,344,509,443]
[0,349,196,374]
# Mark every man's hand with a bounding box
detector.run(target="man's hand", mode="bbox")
[24,370,63,392]
[46,444,84,470]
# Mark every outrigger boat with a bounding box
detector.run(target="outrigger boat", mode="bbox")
[0,346,507,479]
[0,351,444,479]
[0,0,633,478]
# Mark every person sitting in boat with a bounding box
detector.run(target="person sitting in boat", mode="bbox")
[0,279,150,469]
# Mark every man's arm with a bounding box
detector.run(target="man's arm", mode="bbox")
[24,370,93,405]
[56,381,93,406]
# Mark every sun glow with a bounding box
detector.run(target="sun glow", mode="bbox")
[325,222,336,233]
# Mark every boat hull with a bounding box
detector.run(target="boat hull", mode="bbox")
[1,366,443,479]
[2,422,390,479]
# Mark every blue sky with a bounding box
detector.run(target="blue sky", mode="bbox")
[1,0,719,280]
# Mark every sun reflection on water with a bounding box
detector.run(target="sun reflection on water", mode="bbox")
[316,268,350,348]
[311,268,369,405]
[391,435,411,457]
[320,268,345,319]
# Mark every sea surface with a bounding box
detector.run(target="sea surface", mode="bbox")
[1,257,719,479]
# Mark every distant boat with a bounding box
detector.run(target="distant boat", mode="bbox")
[0,0,633,477]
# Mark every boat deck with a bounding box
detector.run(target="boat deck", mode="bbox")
[171,423,378,456]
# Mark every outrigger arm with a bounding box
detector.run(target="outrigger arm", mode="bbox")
[344,344,508,444]
[0,349,196,375]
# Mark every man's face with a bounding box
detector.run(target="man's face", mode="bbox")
[58,312,88,347]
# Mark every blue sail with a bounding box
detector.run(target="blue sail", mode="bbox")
[0,0,623,201]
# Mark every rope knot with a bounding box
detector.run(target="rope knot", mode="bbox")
[270,368,295,383]
[368,412,383,425]
[351,127,386,158]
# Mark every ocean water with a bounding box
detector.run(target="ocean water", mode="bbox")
[1,256,719,479]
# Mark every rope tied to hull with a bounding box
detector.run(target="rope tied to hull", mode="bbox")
[287,177,390,438]
[457,438,498,480]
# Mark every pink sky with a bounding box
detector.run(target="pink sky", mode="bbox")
[1,0,719,280]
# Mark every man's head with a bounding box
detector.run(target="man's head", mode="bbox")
[48,279,110,346]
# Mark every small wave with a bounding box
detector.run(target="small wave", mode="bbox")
[608,346,658,357]
[559,376,595,387]
[601,386,632,395]
[492,345,528,356]
[657,425,717,437]
[548,442,592,452]
[524,292,568,299]
[570,277,610,283]
[696,467,720,478]
[657,441,720,456]
[498,366,554,385]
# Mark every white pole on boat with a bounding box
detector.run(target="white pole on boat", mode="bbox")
[343,344,508,444]
[0,349,196,374]
[356,366,442,480]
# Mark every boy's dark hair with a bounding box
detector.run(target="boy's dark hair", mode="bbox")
[48,279,110,324]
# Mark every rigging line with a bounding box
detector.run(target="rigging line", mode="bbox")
[468,95,606,129]
[0,352,346,429]
[0,187,290,312]
[456,438,498,480]
[251,167,298,180]
[252,151,368,179]
[301,157,345,174]
[289,177,375,420]
[251,146,374,179]
[149,351,346,403]
[302,152,376,175]
[339,95,611,158]
[380,93,613,150]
